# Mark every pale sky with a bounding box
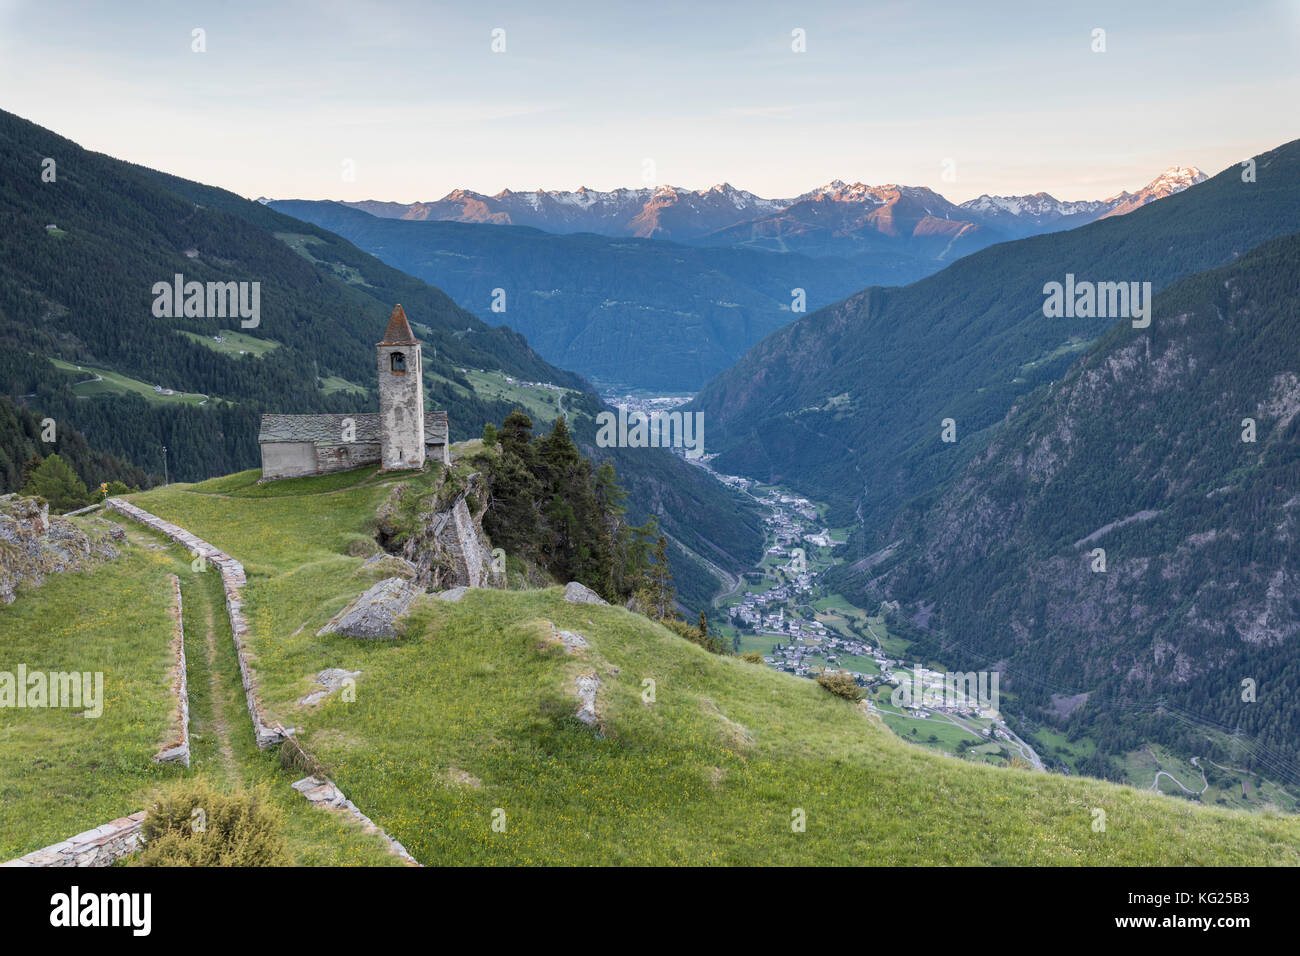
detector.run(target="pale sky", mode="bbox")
[2,0,1298,204]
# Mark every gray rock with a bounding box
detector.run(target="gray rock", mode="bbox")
[317,578,417,639]
[553,626,588,653]
[300,668,361,706]
[0,494,118,604]
[437,586,470,602]
[575,672,601,725]
[563,581,608,605]
[360,552,418,579]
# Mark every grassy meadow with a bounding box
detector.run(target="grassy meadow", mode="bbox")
[95,464,1300,865]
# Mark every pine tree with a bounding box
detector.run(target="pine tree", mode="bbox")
[21,453,90,512]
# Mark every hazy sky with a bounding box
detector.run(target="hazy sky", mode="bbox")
[2,0,1298,203]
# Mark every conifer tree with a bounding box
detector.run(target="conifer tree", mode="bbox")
[21,453,90,512]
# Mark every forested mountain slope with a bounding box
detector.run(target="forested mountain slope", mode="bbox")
[689,140,1300,535]
[843,232,1300,777]
[267,199,931,391]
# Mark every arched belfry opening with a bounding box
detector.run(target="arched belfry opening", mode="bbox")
[391,352,406,373]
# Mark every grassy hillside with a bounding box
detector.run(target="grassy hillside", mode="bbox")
[0,107,763,604]
[0,508,402,864]
[77,463,1300,865]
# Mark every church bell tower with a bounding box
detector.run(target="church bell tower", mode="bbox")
[377,304,426,471]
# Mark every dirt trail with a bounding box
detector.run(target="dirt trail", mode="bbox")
[194,582,238,777]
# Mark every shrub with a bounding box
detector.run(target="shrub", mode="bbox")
[135,779,289,866]
[346,535,380,557]
[815,670,863,701]
[662,617,729,655]
[740,652,765,664]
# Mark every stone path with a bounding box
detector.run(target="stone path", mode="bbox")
[104,498,419,866]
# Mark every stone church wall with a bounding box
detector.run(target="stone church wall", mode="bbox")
[261,441,317,480]
[315,442,380,475]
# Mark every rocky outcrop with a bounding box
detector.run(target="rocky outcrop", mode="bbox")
[0,494,118,604]
[375,471,496,591]
[574,672,601,726]
[317,577,417,640]
[299,668,360,707]
[360,552,418,579]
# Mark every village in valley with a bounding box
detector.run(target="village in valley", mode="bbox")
[614,424,1044,771]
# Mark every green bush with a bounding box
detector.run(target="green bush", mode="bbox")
[346,535,380,557]
[135,779,290,867]
[815,670,863,701]
[662,618,729,655]
[739,652,765,664]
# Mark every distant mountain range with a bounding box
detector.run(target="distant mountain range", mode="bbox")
[684,138,1300,775]
[267,200,931,391]
[688,149,1290,526]
[296,166,1208,259]
[264,166,1207,391]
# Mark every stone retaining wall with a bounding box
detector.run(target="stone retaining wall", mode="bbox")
[103,498,418,864]
[1,812,146,867]
[153,573,191,766]
[292,776,420,866]
[105,498,286,749]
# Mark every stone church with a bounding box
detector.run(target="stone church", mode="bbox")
[257,305,450,480]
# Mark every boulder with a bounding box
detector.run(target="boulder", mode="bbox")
[0,494,118,604]
[300,668,361,706]
[564,581,608,606]
[317,578,417,640]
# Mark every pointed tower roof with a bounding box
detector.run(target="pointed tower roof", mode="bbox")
[379,304,419,346]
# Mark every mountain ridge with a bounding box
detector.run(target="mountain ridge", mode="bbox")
[317,165,1207,253]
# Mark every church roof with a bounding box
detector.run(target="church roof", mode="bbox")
[379,304,419,346]
[258,413,381,445]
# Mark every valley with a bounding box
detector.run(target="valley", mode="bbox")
[628,391,1300,813]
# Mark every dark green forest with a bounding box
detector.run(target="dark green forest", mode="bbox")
[856,232,1300,779]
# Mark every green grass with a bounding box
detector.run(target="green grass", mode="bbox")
[49,359,207,405]
[457,368,576,426]
[318,374,367,396]
[96,467,1300,864]
[0,531,182,858]
[275,232,370,286]
[0,507,404,864]
[178,329,280,358]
